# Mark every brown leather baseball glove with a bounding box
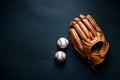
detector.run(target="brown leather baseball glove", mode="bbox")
[69,14,109,68]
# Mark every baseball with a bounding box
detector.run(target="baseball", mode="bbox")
[57,37,69,49]
[55,51,66,62]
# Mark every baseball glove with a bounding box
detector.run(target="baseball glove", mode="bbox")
[69,14,109,68]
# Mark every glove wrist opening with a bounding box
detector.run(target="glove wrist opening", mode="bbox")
[91,41,103,52]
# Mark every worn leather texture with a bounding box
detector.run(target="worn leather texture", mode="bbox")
[0,0,120,80]
[69,14,109,66]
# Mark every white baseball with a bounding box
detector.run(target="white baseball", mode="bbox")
[57,37,69,49]
[55,51,66,62]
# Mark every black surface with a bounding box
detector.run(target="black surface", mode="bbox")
[0,0,120,80]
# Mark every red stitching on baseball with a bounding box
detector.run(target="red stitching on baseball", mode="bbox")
[62,52,64,60]
[59,39,62,48]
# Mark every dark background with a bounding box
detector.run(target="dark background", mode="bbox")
[0,0,120,80]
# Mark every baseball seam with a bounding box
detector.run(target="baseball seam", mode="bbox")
[59,39,62,48]
[61,52,64,60]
